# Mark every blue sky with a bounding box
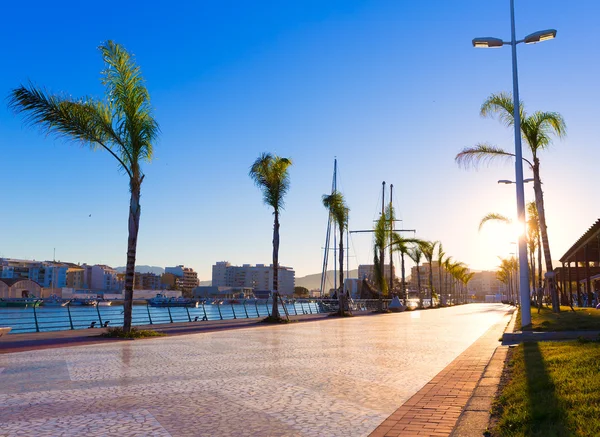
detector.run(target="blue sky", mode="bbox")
[1,0,598,284]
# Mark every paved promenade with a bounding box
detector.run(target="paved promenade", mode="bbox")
[0,304,512,437]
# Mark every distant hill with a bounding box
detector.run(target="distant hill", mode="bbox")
[115,265,165,275]
[296,269,358,291]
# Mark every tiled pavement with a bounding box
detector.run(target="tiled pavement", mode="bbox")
[0,304,513,437]
[370,309,514,437]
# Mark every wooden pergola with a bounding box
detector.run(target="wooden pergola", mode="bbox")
[556,218,600,307]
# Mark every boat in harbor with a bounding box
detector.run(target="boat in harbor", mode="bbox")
[96,299,113,306]
[147,293,198,308]
[69,298,98,306]
[42,295,69,307]
[0,297,41,308]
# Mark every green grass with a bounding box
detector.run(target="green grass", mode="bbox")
[102,327,166,339]
[519,305,600,331]
[491,341,600,436]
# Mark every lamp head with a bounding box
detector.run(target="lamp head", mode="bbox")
[497,180,513,184]
[524,29,557,44]
[472,37,504,48]
[523,178,534,183]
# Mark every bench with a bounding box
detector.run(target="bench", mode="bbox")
[0,327,12,337]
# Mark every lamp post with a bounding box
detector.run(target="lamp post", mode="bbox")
[473,0,556,328]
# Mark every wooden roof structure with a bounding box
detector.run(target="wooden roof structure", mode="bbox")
[559,219,600,264]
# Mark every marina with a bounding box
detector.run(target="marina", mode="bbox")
[0,299,388,334]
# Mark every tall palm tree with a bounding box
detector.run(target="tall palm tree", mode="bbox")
[419,241,438,307]
[456,92,566,312]
[391,234,425,302]
[322,191,349,315]
[373,213,388,310]
[408,245,424,308]
[8,41,159,332]
[249,153,292,320]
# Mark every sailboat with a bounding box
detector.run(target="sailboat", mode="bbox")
[321,159,338,298]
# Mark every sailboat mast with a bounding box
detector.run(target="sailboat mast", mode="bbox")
[320,159,337,297]
[380,181,385,295]
[333,160,337,293]
[389,184,394,295]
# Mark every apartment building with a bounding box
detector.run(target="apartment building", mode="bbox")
[358,264,396,284]
[134,272,162,290]
[82,264,122,291]
[211,262,295,295]
[164,265,199,295]
[0,258,68,288]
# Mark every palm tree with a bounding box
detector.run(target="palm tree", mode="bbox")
[436,243,446,305]
[456,92,566,312]
[419,241,438,307]
[408,245,424,308]
[373,213,388,310]
[322,191,349,315]
[526,201,543,295]
[8,41,159,332]
[249,153,292,320]
[391,234,425,302]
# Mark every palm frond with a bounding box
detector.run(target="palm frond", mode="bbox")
[99,41,159,167]
[480,92,525,128]
[8,84,132,177]
[408,246,422,265]
[455,143,515,169]
[522,111,566,154]
[322,191,349,230]
[249,153,293,212]
[478,213,512,232]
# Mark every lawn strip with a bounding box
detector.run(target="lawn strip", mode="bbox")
[489,340,600,437]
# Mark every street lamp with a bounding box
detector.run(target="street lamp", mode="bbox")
[498,178,534,184]
[472,0,556,328]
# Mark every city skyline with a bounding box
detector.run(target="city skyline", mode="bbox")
[2,0,599,281]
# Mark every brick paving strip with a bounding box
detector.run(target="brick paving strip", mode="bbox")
[370,308,516,437]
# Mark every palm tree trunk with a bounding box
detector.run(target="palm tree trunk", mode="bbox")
[537,232,543,309]
[339,229,344,315]
[123,186,141,333]
[271,209,280,319]
[401,252,406,302]
[417,262,422,308]
[428,264,434,307]
[533,164,559,312]
[438,264,444,305]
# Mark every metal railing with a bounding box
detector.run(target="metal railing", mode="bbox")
[0,299,390,334]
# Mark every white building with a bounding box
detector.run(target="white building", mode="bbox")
[211,262,295,295]
[82,264,121,291]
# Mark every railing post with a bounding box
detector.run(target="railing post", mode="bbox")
[185,305,191,322]
[167,303,173,323]
[293,301,298,316]
[32,301,40,333]
[217,302,223,320]
[255,300,260,317]
[96,303,103,326]
[231,302,237,319]
[243,301,249,319]
[266,300,271,316]
[146,303,153,325]
[308,302,313,314]
[202,302,208,321]
[67,302,74,330]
